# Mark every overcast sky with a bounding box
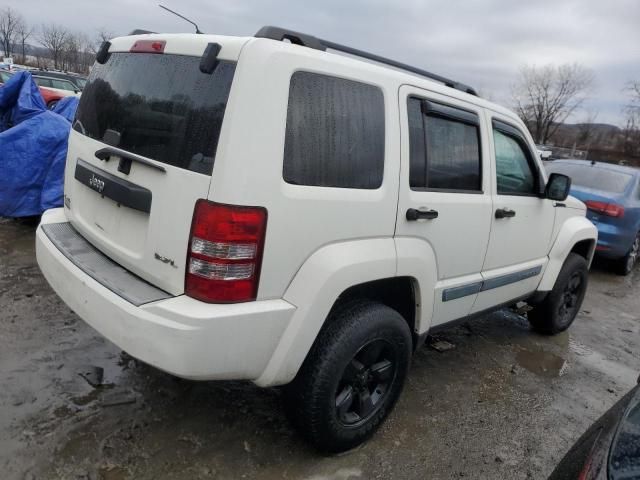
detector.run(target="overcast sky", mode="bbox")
[7,0,640,125]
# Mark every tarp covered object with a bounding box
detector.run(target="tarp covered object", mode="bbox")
[0,71,76,217]
[52,95,80,123]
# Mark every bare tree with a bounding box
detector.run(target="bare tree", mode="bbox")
[621,81,640,157]
[61,32,81,71]
[512,63,593,144]
[89,27,114,54]
[0,7,23,58]
[576,110,599,150]
[16,20,34,64]
[39,23,69,69]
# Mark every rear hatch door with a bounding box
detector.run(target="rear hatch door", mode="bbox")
[64,35,241,295]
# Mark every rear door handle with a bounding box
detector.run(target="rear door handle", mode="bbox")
[406,208,439,221]
[495,208,516,219]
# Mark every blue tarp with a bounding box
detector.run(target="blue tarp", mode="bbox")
[0,71,77,217]
[52,96,80,123]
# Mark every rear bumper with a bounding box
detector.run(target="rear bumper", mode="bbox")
[36,208,296,384]
[594,222,636,259]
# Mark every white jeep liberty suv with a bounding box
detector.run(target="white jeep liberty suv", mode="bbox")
[36,27,598,452]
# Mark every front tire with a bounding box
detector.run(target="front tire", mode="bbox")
[284,301,412,453]
[529,253,589,335]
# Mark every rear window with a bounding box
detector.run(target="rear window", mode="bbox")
[546,163,633,194]
[283,71,385,189]
[74,52,236,175]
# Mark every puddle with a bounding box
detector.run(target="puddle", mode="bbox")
[515,349,568,378]
[99,466,129,480]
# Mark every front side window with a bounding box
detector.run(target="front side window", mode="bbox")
[494,129,537,195]
[408,98,481,191]
[283,71,385,189]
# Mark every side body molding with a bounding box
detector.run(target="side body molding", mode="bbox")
[538,216,598,291]
[255,238,397,387]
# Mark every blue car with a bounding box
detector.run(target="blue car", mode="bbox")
[545,160,640,275]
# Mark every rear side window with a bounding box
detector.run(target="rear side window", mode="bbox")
[35,77,52,88]
[408,98,482,191]
[283,72,385,189]
[74,53,236,175]
[51,79,74,91]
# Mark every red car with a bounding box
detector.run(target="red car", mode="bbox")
[0,70,66,108]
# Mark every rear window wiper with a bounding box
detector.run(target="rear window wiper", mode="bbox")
[95,146,166,173]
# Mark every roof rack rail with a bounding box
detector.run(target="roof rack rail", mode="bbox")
[255,26,478,96]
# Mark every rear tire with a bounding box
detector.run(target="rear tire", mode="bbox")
[528,253,588,335]
[616,233,640,276]
[284,301,412,453]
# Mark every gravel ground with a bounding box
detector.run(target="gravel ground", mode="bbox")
[1,217,639,480]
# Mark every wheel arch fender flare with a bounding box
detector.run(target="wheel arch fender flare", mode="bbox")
[538,216,598,292]
[255,238,401,387]
[394,237,438,334]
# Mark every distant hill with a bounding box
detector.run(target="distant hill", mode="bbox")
[545,122,638,166]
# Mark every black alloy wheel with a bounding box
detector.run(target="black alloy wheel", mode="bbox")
[557,271,583,329]
[335,339,397,427]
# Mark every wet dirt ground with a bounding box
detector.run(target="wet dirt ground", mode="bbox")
[1,218,639,480]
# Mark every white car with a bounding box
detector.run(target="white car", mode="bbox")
[32,74,81,97]
[36,27,597,452]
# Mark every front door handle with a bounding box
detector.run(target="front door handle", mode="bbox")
[495,208,516,219]
[406,208,439,221]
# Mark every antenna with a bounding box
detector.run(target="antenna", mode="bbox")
[158,4,203,34]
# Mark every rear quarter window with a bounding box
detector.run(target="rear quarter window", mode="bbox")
[283,71,385,189]
[74,52,236,175]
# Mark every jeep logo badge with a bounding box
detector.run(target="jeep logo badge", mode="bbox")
[88,174,105,193]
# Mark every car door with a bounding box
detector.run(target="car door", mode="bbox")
[395,85,493,327]
[471,113,555,313]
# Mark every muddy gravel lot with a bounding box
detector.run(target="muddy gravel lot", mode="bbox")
[1,217,639,480]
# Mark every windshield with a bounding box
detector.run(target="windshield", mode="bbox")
[546,163,634,194]
[74,52,236,175]
[75,78,86,89]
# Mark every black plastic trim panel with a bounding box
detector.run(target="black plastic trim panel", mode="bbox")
[74,159,152,213]
[442,266,543,302]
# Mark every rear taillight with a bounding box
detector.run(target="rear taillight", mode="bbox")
[186,200,267,303]
[585,200,625,218]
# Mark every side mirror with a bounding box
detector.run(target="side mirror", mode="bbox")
[545,173,571,201]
